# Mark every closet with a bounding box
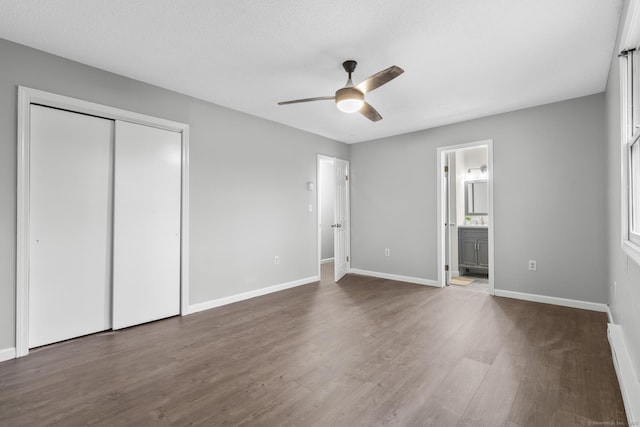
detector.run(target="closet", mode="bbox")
[28,104,182,348]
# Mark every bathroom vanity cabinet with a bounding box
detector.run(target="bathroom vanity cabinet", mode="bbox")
[458,226,489,275]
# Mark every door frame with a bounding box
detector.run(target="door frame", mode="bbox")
[436,139,494,294]
[16,86,190,357]
[443,155,452,283]
[316,154,350,280]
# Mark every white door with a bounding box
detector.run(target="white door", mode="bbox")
[112,121,181,330]
[334,159,350,281]
[29,105,113,348]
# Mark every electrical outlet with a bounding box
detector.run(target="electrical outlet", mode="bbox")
[274,256,280,265]
[385,248,390,257]
[528,260,537,271]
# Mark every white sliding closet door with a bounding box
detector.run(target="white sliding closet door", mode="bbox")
[29,105,114,348]
[112,121,181,330]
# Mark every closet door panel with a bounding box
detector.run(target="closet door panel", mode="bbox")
[112,121,181,330]
[29,105,113,348]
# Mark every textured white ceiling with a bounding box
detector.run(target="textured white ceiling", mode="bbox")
[0,0,623,143]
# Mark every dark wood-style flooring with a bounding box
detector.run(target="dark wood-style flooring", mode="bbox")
[0,264,626,426]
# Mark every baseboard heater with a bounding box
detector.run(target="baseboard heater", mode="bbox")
[607,323,640,425]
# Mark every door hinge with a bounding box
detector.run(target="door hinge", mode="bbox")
[444,166,448,173]
[346,256,349,262]
[345,175,349,181]
[445,264,449,271]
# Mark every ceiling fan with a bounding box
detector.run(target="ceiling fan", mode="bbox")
[278,60,404,122]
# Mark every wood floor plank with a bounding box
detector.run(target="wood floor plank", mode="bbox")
[406,357,490,426]
[0,263,626,426]
[458,349,525,427]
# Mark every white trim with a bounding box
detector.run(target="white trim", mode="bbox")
[619,0,640,50]
[180,127,190,315]
[608,324,640,426]
[186,276,319,315]
[0,347,16,363]
[494,289,609,313]
[16,88,30,357]
[321,258,335,264]
[348,268,440,287]
[623,240,640,266]
[606,305,614,324]
[20,87,188,131]
[436,140,495,295]
[16,86,190,358]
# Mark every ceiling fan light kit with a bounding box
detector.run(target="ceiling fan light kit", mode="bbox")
[278,60,404,122]
[335,87,364,113]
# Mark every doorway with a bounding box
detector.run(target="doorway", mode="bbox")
[317,155,350,283]
[437,140,494,294]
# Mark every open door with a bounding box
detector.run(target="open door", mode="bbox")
[333,159,350,281]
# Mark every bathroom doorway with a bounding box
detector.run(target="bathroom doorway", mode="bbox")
[437,140,494,294]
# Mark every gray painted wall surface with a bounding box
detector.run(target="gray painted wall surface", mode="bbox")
[319,159,335,260]
[605,26,640,380]
[0,38,349,350]
[350,94,608,303]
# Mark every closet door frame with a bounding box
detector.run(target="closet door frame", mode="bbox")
[16,86,190,357]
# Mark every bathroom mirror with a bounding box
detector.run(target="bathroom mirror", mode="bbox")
[465,181,488,215]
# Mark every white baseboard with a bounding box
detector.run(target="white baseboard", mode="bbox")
[608,324,640,425]
[321,258,334,264]
[186,276,320,315]
[494,289,609,313]
[0,347,16,362]
[348,268,440,287]
[451,270,460,277]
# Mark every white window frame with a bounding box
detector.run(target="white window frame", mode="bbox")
[630,135,640,246]
[620,1,640,266]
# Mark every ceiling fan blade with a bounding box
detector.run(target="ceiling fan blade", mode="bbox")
[278,96,335,105]
[356,66,404,94]
[360,102,382,122]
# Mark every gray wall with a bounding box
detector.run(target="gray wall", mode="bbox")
[605,10,640,379]
[319,159,335,260]
[1,36,626,363]
[350,93,608,303]
[0,38,349,350]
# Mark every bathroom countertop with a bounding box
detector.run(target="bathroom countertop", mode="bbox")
[458,224,488,228]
